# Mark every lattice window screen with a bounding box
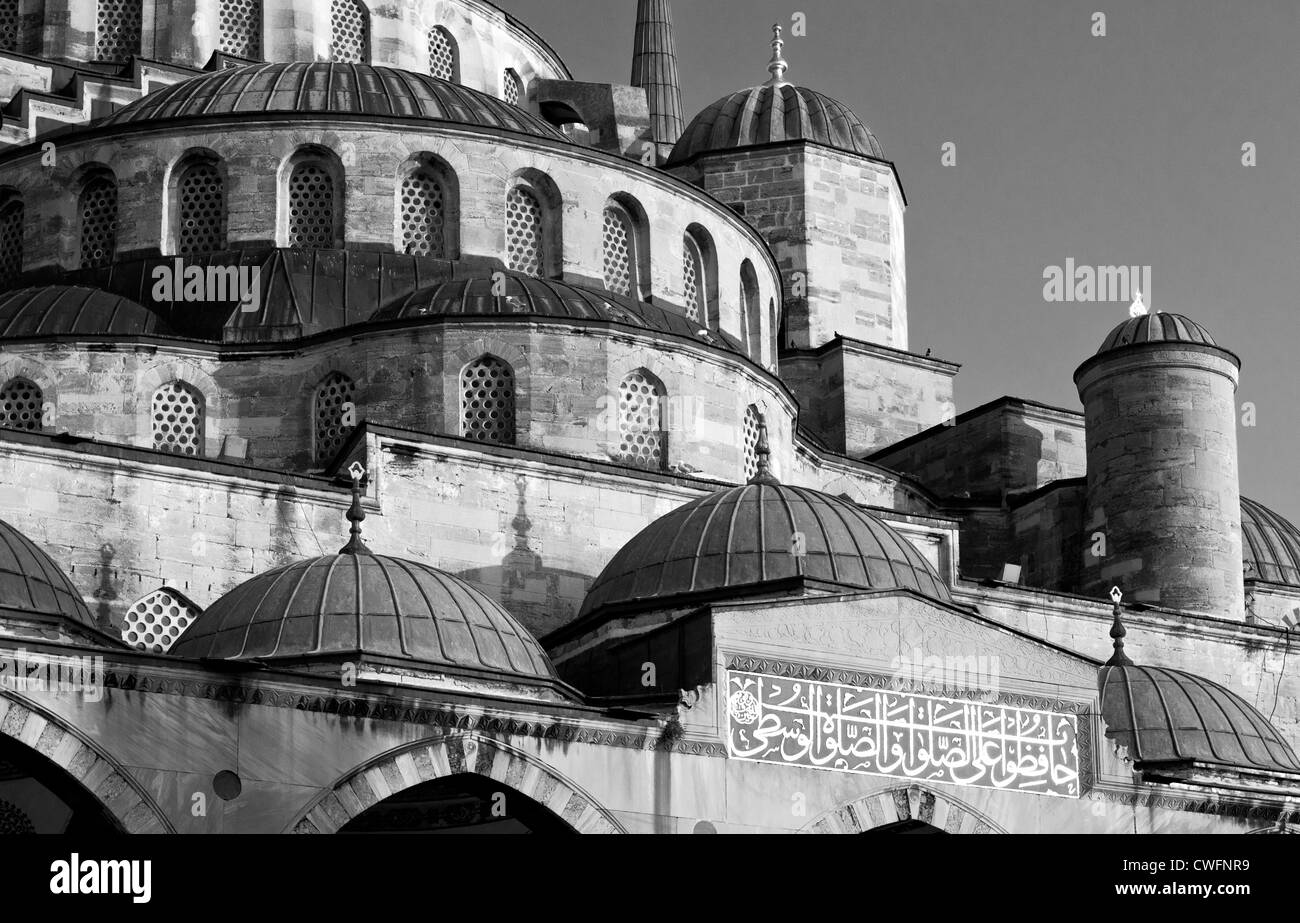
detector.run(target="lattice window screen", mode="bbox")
[503,70,523,106]
[0,1,18,52]
[505,187,544,277]
[218,0,262,59]
[460,357,515,445]
[0,799,33,835]
[428,27,456,80]
[682,236,705,323]
[314,372,356,463]
[0,202,21,287]
[152,381,204,456]
[79,176,118,269]
[287,163,336,249]
[742,405,762,481]
[0,378,42,431]
[617,371,665,470]
[177,163,227,255]
[602,207,634,297]
[330,0,369,63]
[123,589,200,654]
[399,169,446,257]
[95,0,142,62]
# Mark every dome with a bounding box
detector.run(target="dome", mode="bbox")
[1241,496,1300,586]
[0,286,175,339]
[1096,312,1218,354]
[0,519,97,631]
[171,551,558,683]
[670,83,885,164]
[102,63,568,141]
[372,273,744,354]
[578,440,949,617]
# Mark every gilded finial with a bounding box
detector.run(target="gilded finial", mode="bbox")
[765,24,790,86]
[1106,585,1133,666]
[339,460,371,555]
[749,419,780,485]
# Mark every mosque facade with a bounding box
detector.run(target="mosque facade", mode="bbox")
[0,0,1296,834]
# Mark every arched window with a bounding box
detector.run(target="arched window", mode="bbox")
[0,1,18,52]
[78,171,118,269]
[503,69,524,106]
[330,0,369,63]
[175,160,227,255]
[427,26,457,81]
[286,158,339,249]
[0,378,42,431]
[313,371,356,464]
[505,185,544,277]
[218,0,262,59]
[460,356,516,445]
[742,405,763,481]
[740,260,761,360]
[617,369,666,470]
[0,197,22,287]
[398,162,449,258]
[95,0,142,63]
[151,380,205,457]
[602,203,638,298]
[682,234,706,324]
[122,588,200,654]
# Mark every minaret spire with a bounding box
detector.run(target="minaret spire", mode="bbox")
[630,0,685,147]
[765,23,790,87]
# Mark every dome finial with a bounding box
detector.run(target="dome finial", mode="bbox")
[1128,290,1147,318]
[1106,585,1133,666]
[749,419,780,485]
[339,461,371,555]
[765,23,790,86]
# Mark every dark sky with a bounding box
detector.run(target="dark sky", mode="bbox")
[496,0,1300,523]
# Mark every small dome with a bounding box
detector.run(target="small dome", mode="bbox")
[670,84,884,163]
[171,553,558,684]
[0,286,175,339]
[1099,660,1300,775]
[372,273,744,354]
[579,475,949,618]
[1241,497,1300,586]
[103,63,567,141]
[0,519,96,631]
[1096,312,1218,354]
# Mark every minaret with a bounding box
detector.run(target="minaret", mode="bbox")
[630,0,685,149]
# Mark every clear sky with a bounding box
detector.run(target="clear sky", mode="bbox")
[496,0,1300,523]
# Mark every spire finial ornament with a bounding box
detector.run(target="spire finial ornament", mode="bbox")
[339,460,371,555]
[765,23,790,86]
[1128,290,1147,318]
[749,419,780,485]
[1106,585,1133,666]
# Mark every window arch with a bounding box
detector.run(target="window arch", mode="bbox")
[78,170,118,269]
[460,356,516,445]
[218,0,262,59]
[742,405,763,481]
[0,1,18,53]
[122,588,200,654]
[503,69,524,106]
[330,0,369,63]
[740,260,761,361]
[313,371,356,464]
[284,151,343,249]
[682,234,706,324]
[0,196,22,287]
[397,157,455,258]
[95,0,142,63]
[174,158,227,255]
[151,380,205,457]
[616,369,666,470]
[602,198,649,299]
[0,377,42,431]
[505,185,544,276]
[427,26,458,81]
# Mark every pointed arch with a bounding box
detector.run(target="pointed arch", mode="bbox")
[460,355,516,445]
[742,404,763,482]
[330,0,369,63]
[427,25,458,81]
[801,784,1008,834]
[505,169,561,278]
[169,150,228,256]
[740,259,761,362]
[602,195,650,300]
[77,167,118,270]
[615,368,666,470]
[151,379,205,457]
[313,370,357,464]
[281,147,344,249]
[683,223,717,327]
[396,153,457,258]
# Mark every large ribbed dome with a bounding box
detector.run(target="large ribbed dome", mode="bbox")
[0,519,96,631]
[102,63,568,141]
[171,552,558,684]
[670,84,884,163]
[579,465,949,617]
[1241,496,1300,586]
[1096,312,1218,354]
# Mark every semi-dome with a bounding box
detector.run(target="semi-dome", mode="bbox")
[1096,311,1218,355]
[0,519,97,631]
[1241,496,1300,586]
[102,62,568,141]
[578,432,949,617]
[1099,605,1300,775]
[373,273,744,354]
[0,286,175,339]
